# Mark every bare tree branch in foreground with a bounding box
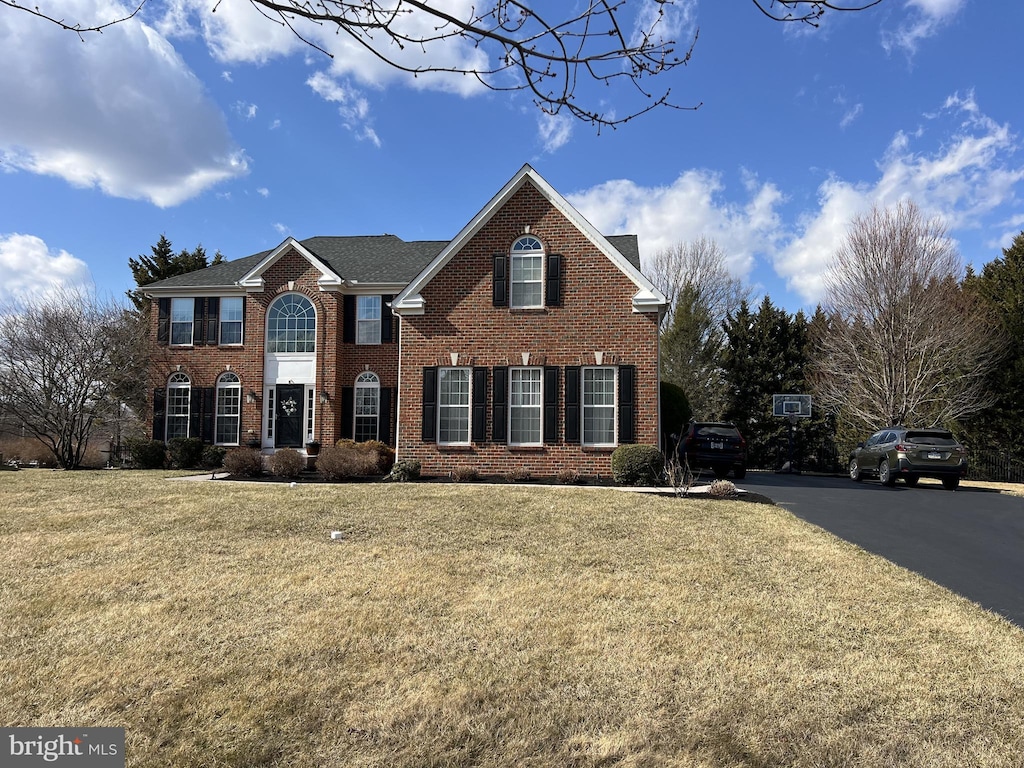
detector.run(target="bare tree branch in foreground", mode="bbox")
[0,0,885,127]
[810,201,1003,433]
[0,290,149,469]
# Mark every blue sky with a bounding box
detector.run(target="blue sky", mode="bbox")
[1,0,1020,312]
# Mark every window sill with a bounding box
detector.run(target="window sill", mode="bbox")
[438,444,473,452]
[508,308,547,315]
[507,445,545,452]
[582,445,616,453]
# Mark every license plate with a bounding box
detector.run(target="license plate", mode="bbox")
[711,441,723,450]
[927,452,942,459]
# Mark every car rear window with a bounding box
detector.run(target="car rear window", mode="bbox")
[694,425,740,438]
[905,430,958,446]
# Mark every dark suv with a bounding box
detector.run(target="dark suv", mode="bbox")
[848,427,967,489]
[678,422,747,479]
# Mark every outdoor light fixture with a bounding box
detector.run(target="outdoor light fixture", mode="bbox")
[319,391,330,405]
[246,391,257,404]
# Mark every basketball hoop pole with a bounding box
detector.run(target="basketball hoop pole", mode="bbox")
[785,413,799,475]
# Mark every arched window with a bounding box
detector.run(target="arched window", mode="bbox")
[215,372,241,445]
[267,294,316,353]
[354,371,380,442]
[510,236,544,308]
[166,372,191,440]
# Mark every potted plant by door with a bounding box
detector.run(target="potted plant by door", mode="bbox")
[305,440,321,456]
[246,430,261,450]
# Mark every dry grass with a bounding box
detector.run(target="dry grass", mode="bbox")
[1,470,1023,767]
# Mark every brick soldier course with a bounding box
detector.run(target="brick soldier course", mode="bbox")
[144,165,667,479]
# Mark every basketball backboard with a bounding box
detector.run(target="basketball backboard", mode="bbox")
[773,394,812,418]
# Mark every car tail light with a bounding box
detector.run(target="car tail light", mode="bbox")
[895,443,907,452]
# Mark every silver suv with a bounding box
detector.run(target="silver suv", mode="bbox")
[848,427,967,490]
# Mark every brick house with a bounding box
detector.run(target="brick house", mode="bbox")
[144,165,667,478]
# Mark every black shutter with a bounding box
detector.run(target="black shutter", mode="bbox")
[201,387,215,443]
[193,298,205,345]
[564,366,581,444]
[157,299,170,345]
[341,387,354,440]
[472,367,488,443]
[382,295,394,343]
[205,298,219,346]
[379,388,393,446]
[422,367,438,442]
[491,366,508,443]
[618,365,637,445]
[152,388,166,441]
[343,295,356,344]
[492,253,508,307]
[546,254,562,307]
[189,387,201,439]
[543,366,559,443]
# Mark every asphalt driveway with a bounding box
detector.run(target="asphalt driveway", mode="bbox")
[737,472,1024,628]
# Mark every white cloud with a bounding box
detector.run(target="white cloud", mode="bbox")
[307,71,382,147]
[273,222,289,236]
[882,0,966,55]
[233,101,258,120]
[257,187,270,197]
[568,169,784,282]
[537,113,573,153]
[221,71,233,82]
[0,234,93,304]
[840,103,863,129]
[775,92,1023,305]
[0,0,248,207]
[269,119,281,130]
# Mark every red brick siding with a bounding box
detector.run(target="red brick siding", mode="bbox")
[397,182,660,479]
[147,250,401,447]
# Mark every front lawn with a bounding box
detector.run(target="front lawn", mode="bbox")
[1,471,1022,767]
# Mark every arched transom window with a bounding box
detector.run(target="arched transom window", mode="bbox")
[267,294,316,353]
[355,371,380,442]
[510,236,544,308]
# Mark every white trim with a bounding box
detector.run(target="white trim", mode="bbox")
[437,366,471,446]
[392,164,668,315]
[236,237,344,292]
[582,366,618,448]
[508,366,543,446]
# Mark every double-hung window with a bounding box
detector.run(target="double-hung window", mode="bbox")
[509,367,542,445]
[356,296,381,345]
[583,367,616,446]
[438,367,470,445]
[215,372,241,444]
[170,298,194,346]
[219,298,243,345]
[510,236,544,308]
[166,372,191,439]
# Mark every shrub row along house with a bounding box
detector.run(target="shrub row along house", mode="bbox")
[144,165,667,478]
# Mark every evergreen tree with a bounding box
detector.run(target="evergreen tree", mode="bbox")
[660,282,727,420]
[963,232,1024,448]
[127,235,223,310]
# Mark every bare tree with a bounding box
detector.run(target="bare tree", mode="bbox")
[1,0,883,127]
[810,201,1002,433]
[651,237,750,420]
[0,289,150,468]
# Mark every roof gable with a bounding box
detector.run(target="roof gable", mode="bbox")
[392,164,667,315]
[236,237,343,292]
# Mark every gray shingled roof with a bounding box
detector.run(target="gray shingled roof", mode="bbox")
[144,232,641,291]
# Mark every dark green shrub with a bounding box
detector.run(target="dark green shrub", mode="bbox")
[611,444,665,486]
[661,381,692,454]
[128,439,167,470]
[167,437,204,469]
[201,446,227,470]
[223,448,263,478]
[385,459,421,483]
[269,448,305,478]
